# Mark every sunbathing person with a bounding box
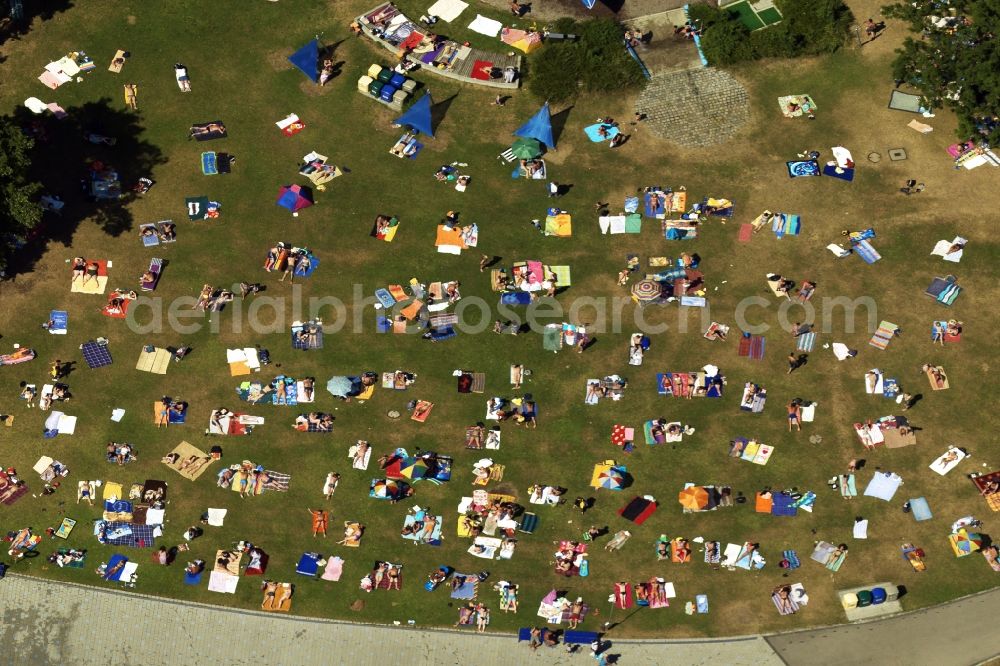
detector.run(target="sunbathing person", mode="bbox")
[421,515,438,542]
[386,564,401,590]
[189,122,225,139]
[83,260,100,286]
[72,257,86,280]
[159,222,176,241]
[674,539,692,562]
[798,280,816,301]
[209,289,233,311]
[196,284,214,310]
[774,586,794,613]
[947,320,963,337]
[140,270,156,285]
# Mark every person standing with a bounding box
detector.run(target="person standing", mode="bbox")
[548,181,560,198]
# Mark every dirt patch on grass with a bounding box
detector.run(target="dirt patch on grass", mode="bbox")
[266,49,293,71]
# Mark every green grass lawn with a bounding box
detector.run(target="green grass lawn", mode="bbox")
[0,0,998,638]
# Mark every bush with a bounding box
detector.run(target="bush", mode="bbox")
[694,0,854,65]
[528,18,644,102]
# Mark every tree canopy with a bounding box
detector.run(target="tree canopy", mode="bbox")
[528,18,645,103]
[883,0,1000,143]
[0,121,43,275]
[690,0,853,65]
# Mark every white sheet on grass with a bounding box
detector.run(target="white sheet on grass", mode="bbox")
[207,508,227,527]
[863,472,902,501]
[852,519,869,539]
[427,0,469,22]
[468,14,503,37]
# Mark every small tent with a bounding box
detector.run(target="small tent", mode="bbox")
[514,102,555,149]
[288,40,320,82]
[276,184,313,213]
[393,92,434,137]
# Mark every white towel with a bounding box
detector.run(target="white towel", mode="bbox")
[207,508,227,527]
[467,14,503,37]
[852,519,869,539]
[427,0,469,22]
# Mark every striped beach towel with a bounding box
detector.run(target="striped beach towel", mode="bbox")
[869,321,898,349]
[796,332,816,352]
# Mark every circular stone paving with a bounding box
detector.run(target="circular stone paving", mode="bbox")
[637,68,750,147]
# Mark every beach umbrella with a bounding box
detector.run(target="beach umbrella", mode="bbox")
[326,376,354,398]
[631,279,661,303]
[678,486,709,511]
[511,137,542,159]
[597,466,624,491]
[399,457,429,480]
[371,479,400,499]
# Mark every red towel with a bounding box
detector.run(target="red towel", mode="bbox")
[738,336,751,357]
[738,223,753,242]
[470,60,493,81]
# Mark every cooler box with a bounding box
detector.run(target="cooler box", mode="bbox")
[392,89,409,106]
[883,583,900,602]
[401,79,418,93]
[380,85,398,102]
[358,75,374,92]
[841,592,858,609]
[368,80,384,97]
[367,63,383,78]
[856,590,873,607]
[377,67,393,83]
[870,587,886,605]
[389,72,406,88]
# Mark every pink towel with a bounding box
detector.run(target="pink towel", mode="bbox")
[526,260,544,284]
[321,556,343,581]
[738,224,752,243]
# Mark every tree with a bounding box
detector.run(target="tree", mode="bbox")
[691,0,853,65]
[883,0,1000,143]
[0,121,43,274]
[528,18,644,102]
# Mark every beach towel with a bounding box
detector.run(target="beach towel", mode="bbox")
[797,332,816,352]
[467,14,502,37]
[864,472,902,501]
[71,261,109,294]
[738,223,753,243]
[823,164,855,181]
[869,321,898,349]
[930,447,966,475]
[854,240,881,264]
[908,119,933,133]
[584,123,620,142]
[428,0,468,21]
[321,556,344,581]
[47,310,68,335]
[931,237,966,263]
[786,160,820,178]
[135,346,171,374]
[772,214,801,238]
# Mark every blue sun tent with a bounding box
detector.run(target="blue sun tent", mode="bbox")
[582,0,596,8]
[514,102,555,149]
[288,39,320,82]
[393,92,435,137]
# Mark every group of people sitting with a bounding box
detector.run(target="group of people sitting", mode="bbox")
[163,452,213,477]
[519,159,544,177]
[71,257,102,285]
[434,165,471,188]
[264,243,312,282]
[217,462,279,496]
[400,509,439,543]
[48,548,86,567]
[486,395,537,428]
[106,441,136,465]
[932,319,963,344]
[294,412,334,431]
[140,222,176,242]
[196,284,234,311]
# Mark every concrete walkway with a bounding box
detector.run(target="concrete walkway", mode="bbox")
[1,575,997,665]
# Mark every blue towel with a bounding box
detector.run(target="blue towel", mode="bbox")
[499,292,531,306]
[201,152,218,175]
[184,571,202,585]
[49,310,68,332]
[823,164,855,181]
[583,123,619,142]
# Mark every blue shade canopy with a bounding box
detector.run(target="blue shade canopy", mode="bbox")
[393,92,434,137]
[514,102,555,148]
[288,39,319,82]
[582,0,596,8]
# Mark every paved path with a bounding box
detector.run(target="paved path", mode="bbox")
[1,575,998,665]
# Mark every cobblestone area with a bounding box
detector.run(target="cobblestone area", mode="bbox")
[637,68,751,147]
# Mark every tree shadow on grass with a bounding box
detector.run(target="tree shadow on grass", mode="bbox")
[3,97,166,278]
[0,0,75,60]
